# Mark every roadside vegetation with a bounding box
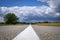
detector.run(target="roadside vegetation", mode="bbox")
[0,22,60,26]
[0,22,29,26]
[32,22,60,26]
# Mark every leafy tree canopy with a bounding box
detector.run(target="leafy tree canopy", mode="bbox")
[4,13,18,24]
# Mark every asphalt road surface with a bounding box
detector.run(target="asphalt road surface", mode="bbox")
[32,25,60,40]
[0,25,28,40]
[0,25,60,40]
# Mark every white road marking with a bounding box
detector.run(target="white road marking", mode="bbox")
[12,24,40,40]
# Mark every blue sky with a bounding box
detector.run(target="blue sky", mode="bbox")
[0,0,60,22]
[0,0,48,7]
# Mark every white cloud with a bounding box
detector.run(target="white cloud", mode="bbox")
[38,0,60,13]
[0,6,48,16]
[0,5,60,22]
[56,13,60,16]
[0,0,60,22]
[0,17,4,22]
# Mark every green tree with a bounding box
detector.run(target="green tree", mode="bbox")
[4,13,18,24]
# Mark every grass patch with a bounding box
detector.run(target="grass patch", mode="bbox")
[0,22,60,26]
[33,23,60,26]
[0,23,29,26]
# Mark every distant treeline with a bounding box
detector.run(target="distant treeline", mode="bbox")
[0,21,60,24]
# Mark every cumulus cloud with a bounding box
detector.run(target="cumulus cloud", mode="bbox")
[38,0,60,13]
[37,0,60,22]
[0,17,4,22]
[0,5,60,22]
